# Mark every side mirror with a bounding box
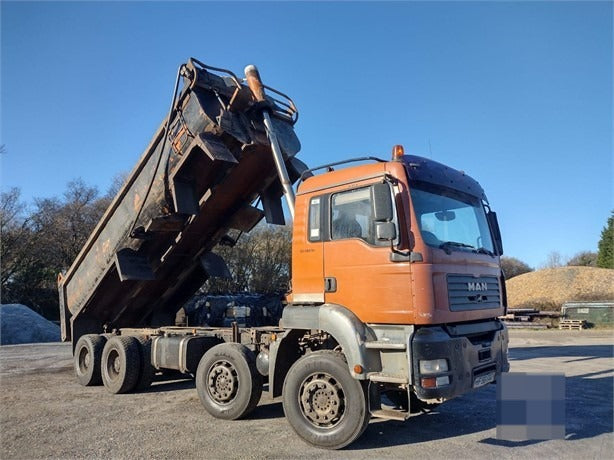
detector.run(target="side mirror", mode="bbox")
[486,211,504,255]
[371,183,393,222]
[375,221,397,241]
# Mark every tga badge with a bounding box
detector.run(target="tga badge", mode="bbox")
[496,372,565,440]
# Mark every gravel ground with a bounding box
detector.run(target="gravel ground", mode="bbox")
[0,330,612,459]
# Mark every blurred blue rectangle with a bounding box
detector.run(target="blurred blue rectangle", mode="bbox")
[496,372,565,440]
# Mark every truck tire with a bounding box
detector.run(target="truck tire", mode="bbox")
[282,350,370,450]
[195,343,262,420]
[101,336,141,394]
[74,334,106,386]
[135,337,155,391]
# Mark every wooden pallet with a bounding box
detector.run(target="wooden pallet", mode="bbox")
[559,319,586,330]
[559,324,584,330]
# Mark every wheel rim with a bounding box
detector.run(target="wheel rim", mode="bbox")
[77,346,90,376]
[106,349,121,381]
[206,360,239,404]
[298,372,345,428]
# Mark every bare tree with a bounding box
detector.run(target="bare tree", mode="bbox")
[2,180,108,318]
[206,224,291,294]
[1,188,35,303]
[567,251,598,267]
[542,251,566,269]
[106,171,129,198]
[501,256,533,279]
[31,179,103,271]
[249,225,292,293]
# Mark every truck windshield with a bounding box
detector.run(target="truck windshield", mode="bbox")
[409,182,495,254]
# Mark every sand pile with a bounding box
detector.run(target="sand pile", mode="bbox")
[507,266,614,310]
[0,304,60,345]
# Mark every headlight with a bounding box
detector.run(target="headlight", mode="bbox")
[419,359,449,374]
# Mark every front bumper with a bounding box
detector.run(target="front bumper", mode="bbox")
[411,321,509,401]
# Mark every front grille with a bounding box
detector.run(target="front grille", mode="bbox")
[447,274,500,311]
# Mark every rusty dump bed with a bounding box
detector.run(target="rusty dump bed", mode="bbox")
[58,58,306,343]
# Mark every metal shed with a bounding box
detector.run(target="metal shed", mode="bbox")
[561,302,614,326]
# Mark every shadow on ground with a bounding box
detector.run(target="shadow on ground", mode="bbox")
[510,345,613,361]
[139,372,195,393]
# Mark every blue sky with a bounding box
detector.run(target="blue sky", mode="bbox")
[1,1,612,269]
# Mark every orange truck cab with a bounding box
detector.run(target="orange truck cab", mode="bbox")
[275,148,509,421]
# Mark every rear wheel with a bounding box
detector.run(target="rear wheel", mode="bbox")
[282,350,370,450]
[74,334,106,386]
[101,336,141,394]
[195,343,262,420]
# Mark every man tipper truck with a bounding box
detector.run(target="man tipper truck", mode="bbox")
[59,58,509,450]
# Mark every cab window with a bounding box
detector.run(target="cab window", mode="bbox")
[308,197,321,242]
[331,188,374,244]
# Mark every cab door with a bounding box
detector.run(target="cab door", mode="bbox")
[323,182,411,324]
[291,194,325,303]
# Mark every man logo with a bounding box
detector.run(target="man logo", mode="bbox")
[468,282,488,292]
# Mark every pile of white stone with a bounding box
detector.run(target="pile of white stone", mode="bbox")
[0,304,60,345]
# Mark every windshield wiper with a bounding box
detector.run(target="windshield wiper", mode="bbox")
[439,241,475,254]
[439,241,495,257]
[475,247,495,257]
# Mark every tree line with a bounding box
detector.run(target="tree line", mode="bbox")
[1,181,112,320]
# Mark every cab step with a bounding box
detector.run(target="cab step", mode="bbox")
[368,372,409,384]
[371,409,410,421]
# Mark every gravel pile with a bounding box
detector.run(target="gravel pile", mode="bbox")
[0,304,60,345]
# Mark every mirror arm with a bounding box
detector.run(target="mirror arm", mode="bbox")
[389,241,423,263]
[390,239,406,255]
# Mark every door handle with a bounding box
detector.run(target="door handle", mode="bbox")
[324,277,337,293]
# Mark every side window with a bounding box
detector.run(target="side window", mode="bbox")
[331,188,374,244]
[308,197,321,242]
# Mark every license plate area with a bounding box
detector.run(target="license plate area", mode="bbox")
[473,365,496,388]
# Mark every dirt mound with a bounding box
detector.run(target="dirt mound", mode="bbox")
[507,266,614,310]
[0,304,60,345]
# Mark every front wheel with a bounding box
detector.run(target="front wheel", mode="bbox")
[282,350,370,450]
